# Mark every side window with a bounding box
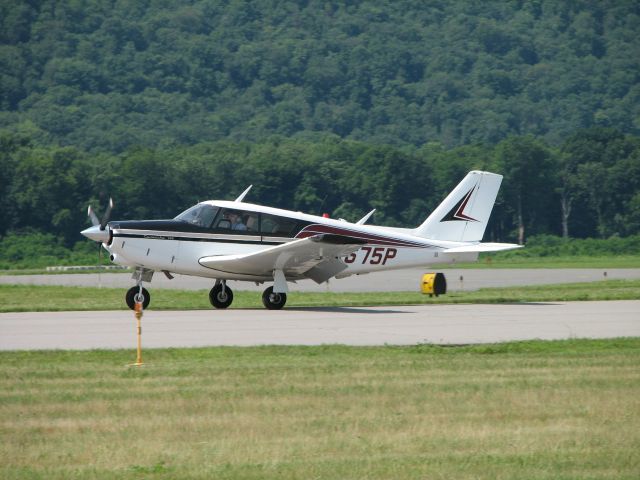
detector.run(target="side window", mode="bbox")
[244,213,259,232]
[260,214,297,237]
[215,209,259,234]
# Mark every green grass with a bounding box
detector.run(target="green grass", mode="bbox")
[1,339,639,479]
[1,279,639,312]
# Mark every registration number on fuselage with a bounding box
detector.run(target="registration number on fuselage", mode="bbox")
[344,246,397,265]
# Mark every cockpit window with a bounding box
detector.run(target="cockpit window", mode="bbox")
[174,204,219,228]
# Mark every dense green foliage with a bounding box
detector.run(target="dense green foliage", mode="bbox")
[1,127,639,258]
[495,233,640,257]
[1,1,639,150]
[0,230,103,269]
[1,1,639,265]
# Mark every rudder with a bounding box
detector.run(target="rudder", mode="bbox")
[414,171,502,242]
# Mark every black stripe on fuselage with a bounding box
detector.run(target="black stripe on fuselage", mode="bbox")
[108,218,313,237]
[112,232,285,246]
[109,219,282,245]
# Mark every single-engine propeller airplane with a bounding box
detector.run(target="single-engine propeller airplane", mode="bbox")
[81,170,521,310]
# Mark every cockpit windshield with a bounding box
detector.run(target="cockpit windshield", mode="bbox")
[174,204,219,228]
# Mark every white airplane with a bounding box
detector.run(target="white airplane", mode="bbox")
[81,170,521,310]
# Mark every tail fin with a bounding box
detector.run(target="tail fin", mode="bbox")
[414,171,502,242]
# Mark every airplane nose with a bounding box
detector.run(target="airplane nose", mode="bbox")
[81,225,110,243]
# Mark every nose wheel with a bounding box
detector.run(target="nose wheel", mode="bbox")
[126,286,150,310]
[209,282,234,309]
[262,286,287,310]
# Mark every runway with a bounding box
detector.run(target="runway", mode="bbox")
[1,301,638,350]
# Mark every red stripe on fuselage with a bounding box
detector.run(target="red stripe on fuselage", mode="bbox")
[296,224,430,248]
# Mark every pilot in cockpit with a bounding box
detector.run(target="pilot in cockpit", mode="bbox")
[228,212,247,231]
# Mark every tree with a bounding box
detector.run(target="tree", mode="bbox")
[495,136,557,244]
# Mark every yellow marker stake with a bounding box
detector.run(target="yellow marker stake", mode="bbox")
[129,301,144,367]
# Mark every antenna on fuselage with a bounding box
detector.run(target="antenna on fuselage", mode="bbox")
[356,209,376,225]
[235,185,253,202]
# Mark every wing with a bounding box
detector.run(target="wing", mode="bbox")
[199,234,366,283]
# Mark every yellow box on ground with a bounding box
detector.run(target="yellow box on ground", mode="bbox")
[421,273,447,296]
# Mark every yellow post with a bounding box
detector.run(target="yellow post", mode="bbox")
[129,300,144,367]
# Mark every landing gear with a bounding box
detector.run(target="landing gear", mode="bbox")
[126,268,154,310]
[209,281,233,309]
[126,286,150,310]
[262,286,287,310]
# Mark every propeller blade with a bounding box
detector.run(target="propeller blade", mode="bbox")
[100,197,114,230]
[88,205,100,226]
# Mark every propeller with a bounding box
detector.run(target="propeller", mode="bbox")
[88,205,100,227]
[81,198,113,243]
[87,197,113,230]
[83,198,115,273]
[100,197,114,230]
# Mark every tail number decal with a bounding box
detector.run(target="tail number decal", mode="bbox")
[344,247,397,265]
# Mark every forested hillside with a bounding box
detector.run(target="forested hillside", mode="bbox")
[2,128,639,252]
[1,0,639,264]
[1,0,639,151]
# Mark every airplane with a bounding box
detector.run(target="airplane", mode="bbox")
[81,170,521,310]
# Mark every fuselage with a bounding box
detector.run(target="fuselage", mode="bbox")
[99,200,478,282]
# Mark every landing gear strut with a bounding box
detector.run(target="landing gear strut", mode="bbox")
[262,286,287,310]
[209,280,233,309]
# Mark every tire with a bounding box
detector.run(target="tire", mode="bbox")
[126,286,150,310]
[209,284,233,309]
[262,286,287,310]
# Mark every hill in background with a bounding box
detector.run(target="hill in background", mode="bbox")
[1,0,639,152]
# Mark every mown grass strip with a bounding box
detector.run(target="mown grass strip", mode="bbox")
[0,279,639,312]
[1,339,639,480]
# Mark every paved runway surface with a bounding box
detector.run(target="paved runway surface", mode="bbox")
[2,268,639,292]
[2,301,638,350]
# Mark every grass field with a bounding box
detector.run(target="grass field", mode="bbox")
[1,279,639,312]
[1,339,639,479]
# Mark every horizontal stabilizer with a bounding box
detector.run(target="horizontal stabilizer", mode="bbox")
[442,242,522,253]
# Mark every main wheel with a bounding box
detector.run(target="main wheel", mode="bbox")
[262,286,287,310]
[209,284,233,309]
[126,286,150,310]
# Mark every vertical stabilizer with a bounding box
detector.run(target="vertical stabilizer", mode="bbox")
[414,171,502,241]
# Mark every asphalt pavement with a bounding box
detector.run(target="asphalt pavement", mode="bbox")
[1,301,638,350]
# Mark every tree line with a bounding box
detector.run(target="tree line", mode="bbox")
[1,1,639,151]
[1,128,639,250]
